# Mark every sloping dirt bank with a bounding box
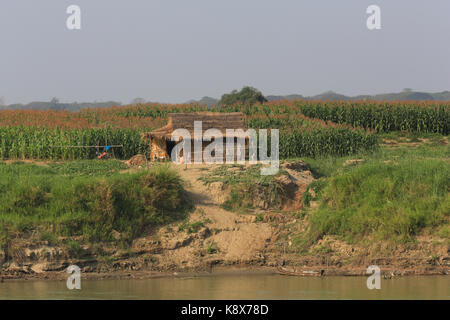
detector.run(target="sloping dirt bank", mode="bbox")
[1,162,449,281]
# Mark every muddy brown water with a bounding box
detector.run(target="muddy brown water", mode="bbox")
[0,275,448,300]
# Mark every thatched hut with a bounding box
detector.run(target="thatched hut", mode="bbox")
[142,112,247,162]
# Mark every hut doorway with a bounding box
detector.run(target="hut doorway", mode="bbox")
[166,140,177,160]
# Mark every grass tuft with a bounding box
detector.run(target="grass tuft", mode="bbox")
[304,158,449,244]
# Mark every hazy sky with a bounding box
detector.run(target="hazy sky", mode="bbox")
[0,0,449,104]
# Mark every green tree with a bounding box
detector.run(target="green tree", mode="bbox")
[131,98,146,105]
[219,86,267,106]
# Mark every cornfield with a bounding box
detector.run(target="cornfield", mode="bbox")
[0,127,147,160]
[0,99,445,160]
[295,100,449,134]
[243,113,378,158]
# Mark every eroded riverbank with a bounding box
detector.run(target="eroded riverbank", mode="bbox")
[1,163,449,281]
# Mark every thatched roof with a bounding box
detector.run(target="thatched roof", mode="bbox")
[143,112,246,141]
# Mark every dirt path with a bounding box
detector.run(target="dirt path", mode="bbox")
[2,161,448,280]
[155,164,274,266]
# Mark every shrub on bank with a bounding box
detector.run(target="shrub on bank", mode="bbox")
[0,163,190,242]
[305,159,449,243]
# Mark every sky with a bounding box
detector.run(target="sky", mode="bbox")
[0,0,449,104]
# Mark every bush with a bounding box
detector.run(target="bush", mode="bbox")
[0,163,191,242]
[305,159,449,243]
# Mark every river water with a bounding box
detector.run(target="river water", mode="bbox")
[0,275,448,300]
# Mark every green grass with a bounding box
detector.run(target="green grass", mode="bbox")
[207,241,218,254]
[0,159,128,177]
[297,133,448,178]
[48,160,129,176]
[200,164,286,185]
[295,156,353,178]
[66,240,83,257]
[304,158,449,244]
[178,221,205,234]
[377,131,447,143]
[302,179,328,207]
[375,142,450,159]
[40,231,58,245]
[292,135,450,246]
[200,164,286,211]
[0,161,191,243]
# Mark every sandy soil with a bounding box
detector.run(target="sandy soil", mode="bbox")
[1,161,449,281]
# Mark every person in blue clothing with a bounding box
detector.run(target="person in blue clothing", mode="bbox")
[97,145,111,159]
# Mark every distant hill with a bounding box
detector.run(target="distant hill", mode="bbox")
[1,89,449,111]
[371,91,434,101]
[186,96,218,107]
[265,90,450,102]
[266,94,304,102]
[430,91,450,101]
[0,100,121,111]
[198,96,219,107]
[308,91,350,101]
